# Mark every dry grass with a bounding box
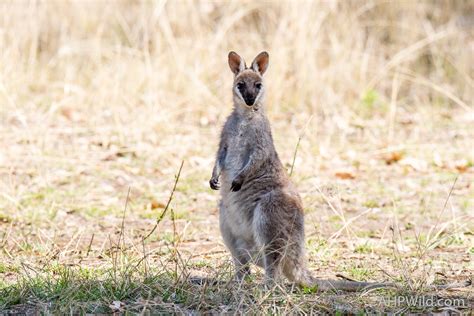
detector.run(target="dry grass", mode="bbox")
[0,0,473,314]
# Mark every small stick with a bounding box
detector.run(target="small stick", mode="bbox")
[143,160,184,241]
[289,135,302,177]
[141,237,148,276]
[289,115,313,177]
[417,175,458,261]
[86,233,95,257]
[117,187,131,250]
[336,273,358,282]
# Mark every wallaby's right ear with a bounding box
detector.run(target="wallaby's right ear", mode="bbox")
[228,51,246,75]
[251,51,269,75]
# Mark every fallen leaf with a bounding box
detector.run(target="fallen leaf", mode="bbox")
[60,107,81,122]
[151,199,166,209]
[383,151,404,164]
[335,171,356,180]
[60,107,74,120]
[454,159,469,173]
[0,214,11,223]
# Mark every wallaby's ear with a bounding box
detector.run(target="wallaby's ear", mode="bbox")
[251,51,269,75]
[228,51,246,75]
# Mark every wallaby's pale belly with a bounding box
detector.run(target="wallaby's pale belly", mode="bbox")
[220,156,255,243]
[220,193,255,244]
[219,122,260,251]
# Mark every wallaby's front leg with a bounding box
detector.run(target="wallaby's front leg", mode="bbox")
[209,164,221,190]
[210,144,227,190]
[230,149,264,192]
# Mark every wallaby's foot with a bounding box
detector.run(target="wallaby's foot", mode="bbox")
[209,177,220,190]
[235,265,251,282]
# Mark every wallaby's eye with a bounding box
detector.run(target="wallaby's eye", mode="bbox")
[255,83,262,90]
[237,82,245,91]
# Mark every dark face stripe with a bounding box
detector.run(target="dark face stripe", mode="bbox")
[236,71,263,106]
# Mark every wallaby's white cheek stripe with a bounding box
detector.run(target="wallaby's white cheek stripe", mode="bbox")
[235,87,244,103]
[255,88,263,104]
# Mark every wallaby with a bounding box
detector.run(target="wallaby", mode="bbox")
[208,51,471,292]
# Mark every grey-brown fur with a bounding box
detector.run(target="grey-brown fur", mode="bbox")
[208,51,472,292]
[210,50,319,287]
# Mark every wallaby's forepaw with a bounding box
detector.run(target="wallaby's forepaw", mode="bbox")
[230,178,243,192]
[209,178,220,190]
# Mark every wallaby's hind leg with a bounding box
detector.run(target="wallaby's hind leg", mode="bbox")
[262,247,283,284]
[282,257,314,287]
[231,248,251,281]
[254,191,305,285]
[221,229,252,280]
[219,204,252,280]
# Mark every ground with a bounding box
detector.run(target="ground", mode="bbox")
[1,104,472,314]
[0,1,473,314]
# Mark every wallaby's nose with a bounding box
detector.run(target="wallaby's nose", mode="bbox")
[244,96,256,106]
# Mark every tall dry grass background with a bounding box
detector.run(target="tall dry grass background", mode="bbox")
[1,0,472,214]
[0,0,473,313]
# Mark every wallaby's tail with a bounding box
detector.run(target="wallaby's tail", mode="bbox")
[308,276,471,292]
[308,276,395,292]
[189,274,471,292]
[291,267,394,292]
[293,266,471,292]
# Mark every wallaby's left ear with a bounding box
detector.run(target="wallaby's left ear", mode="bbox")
[251,51,269,75]
[228,51,246,75]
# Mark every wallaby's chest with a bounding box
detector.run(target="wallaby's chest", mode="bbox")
[232,119,255,145]
[223,119,256,175]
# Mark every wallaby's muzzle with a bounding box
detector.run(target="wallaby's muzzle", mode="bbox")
[244,98,256,106]
[243,93,256,106]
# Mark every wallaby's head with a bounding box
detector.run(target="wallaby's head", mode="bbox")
[228,51,269,111]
